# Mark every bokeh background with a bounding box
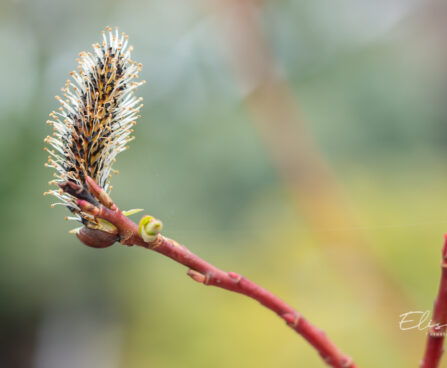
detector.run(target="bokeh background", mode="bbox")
[1,0,447,367]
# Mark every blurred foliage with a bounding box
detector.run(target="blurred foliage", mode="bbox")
[0,0,446,367]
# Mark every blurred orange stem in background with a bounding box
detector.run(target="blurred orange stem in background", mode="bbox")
[203,0,417,358]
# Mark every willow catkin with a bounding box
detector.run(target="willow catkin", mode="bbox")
[44,27,144,229]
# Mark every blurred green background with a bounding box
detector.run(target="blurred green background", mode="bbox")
[1,0,446,367]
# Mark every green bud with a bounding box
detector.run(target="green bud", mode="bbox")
[139,215,163,242]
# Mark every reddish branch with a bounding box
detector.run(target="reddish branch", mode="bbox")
[420,235,447,368]
[66,176,356,368]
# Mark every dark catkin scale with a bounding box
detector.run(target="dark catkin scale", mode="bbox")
[44,27,145,229]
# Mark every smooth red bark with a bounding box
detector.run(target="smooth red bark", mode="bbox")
[420,235,447,368]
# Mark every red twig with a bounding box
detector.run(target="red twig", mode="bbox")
[70,177,356,368]
[420,235,447,368]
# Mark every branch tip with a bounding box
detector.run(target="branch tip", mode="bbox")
[341,356,354,368]
[443,234,447,259]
